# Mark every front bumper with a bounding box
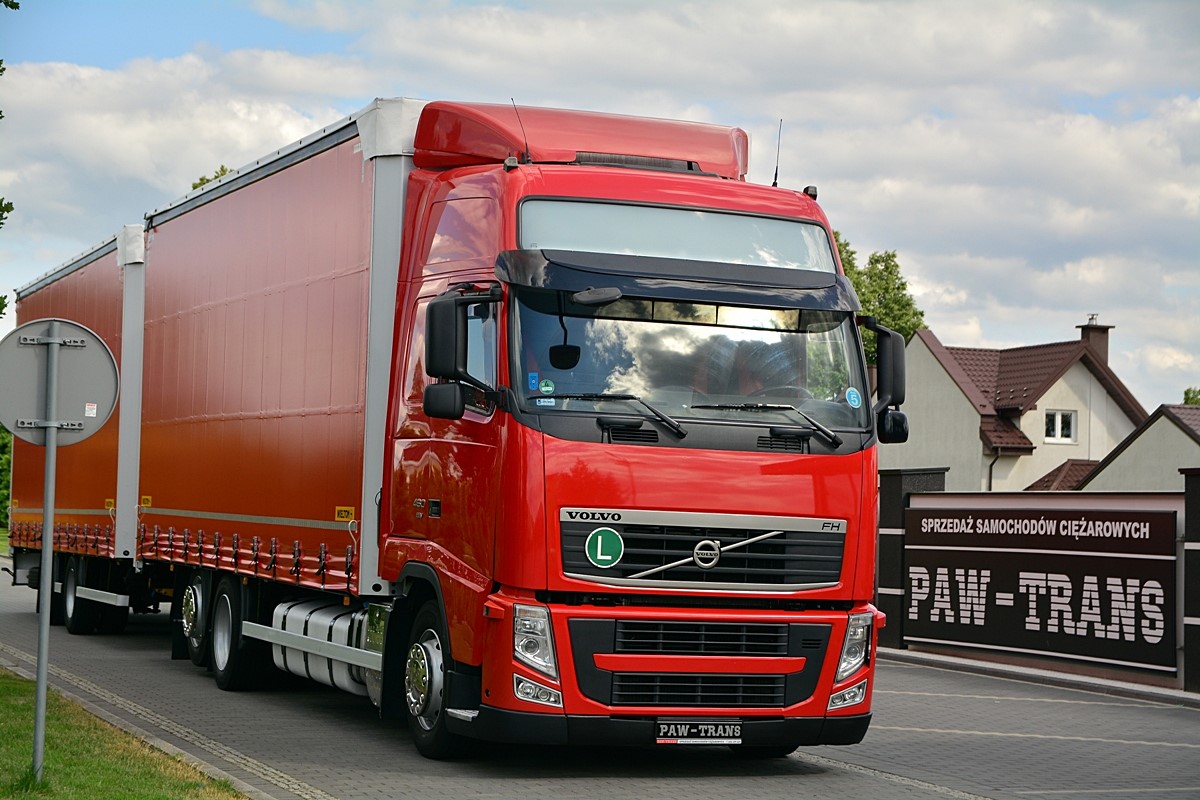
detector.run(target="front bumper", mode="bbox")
[447,706,871,747]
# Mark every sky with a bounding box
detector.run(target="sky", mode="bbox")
[0,0,1197,412]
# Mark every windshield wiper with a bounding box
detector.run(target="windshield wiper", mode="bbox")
[528,392,687,438]
[691,403,843,448]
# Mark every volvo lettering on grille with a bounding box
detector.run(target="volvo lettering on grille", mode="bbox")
[559,508,848,591]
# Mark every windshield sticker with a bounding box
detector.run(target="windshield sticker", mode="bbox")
[539,378,556,395]
[536,398,557,407]
[527,372,539,391]
[846,387,863,409]
[585,526,625,568]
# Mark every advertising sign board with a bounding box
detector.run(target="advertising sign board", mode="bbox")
[904,508,1177,672]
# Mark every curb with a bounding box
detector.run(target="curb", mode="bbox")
[879,646,1200,710]
[0,654,281,800]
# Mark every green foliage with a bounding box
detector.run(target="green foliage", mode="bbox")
[835,231,925,364]
[1,424,9,535]
[192,164,232,190]
[1,0,13,224]
[1185,387,1200,406]
[0,669,243,799]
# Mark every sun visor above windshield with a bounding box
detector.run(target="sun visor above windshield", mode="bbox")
[494,249,860,311]
[413,101,748,179]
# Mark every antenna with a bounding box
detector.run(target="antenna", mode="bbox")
[771,119,783,187]
[511,98,531,164]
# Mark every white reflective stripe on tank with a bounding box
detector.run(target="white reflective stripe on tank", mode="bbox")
[74,586,130,607]
[242,621,383,671]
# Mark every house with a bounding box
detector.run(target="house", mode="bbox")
[878,319,1148,491]
[1079,404,1200,491]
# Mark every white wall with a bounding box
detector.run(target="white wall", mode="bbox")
[1084,417,1200,491]
[878,336,983,491]
[992,362,1137,491]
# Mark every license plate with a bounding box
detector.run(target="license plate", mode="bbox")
[655,719,742,745]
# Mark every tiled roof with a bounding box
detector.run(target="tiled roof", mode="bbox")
[917,329,1147,424]
[979,414,1034,454]
[1166,405,1200,443]
[1025,459,1099,491]
[990,341,1082,412]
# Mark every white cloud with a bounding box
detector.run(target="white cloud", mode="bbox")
[1,0,1197,414]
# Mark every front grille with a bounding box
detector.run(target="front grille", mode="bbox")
[612,674,785,707]
[561,509,845,590]
[570,619,832,709]
[616,620,789,655]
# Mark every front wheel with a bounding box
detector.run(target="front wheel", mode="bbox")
[404,601,470,759]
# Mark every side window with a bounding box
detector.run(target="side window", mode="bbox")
[464,300,497,413]
[424,198,500,265]
[407,295,498,417]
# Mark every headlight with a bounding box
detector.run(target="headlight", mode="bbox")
[835,611,873,682]
[514,675,563,707]
[828,679,868,710]
[513,604,557,679]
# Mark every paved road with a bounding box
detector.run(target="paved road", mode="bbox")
[1,576,1198,800]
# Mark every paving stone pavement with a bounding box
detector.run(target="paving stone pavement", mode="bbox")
[1,569,1198,800]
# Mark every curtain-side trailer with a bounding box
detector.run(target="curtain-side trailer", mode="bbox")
[8,98,908,759]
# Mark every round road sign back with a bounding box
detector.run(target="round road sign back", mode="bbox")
[0,318,119,447]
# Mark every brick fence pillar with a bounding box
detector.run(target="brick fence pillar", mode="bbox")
[876,468,947,648]
[1183,468,1199,693]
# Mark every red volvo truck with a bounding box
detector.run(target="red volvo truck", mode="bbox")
[7,98,908,758]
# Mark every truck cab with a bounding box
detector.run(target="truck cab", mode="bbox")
[382,101,907,756]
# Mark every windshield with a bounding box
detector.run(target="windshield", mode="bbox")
[521,200,837,272]
[513,289,871,430]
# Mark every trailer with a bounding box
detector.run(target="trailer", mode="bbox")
[8,97,908,758]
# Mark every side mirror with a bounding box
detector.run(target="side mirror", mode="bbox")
[878,408,909,444]
[857,316,906,411]
[423,383,466,420]
[426,293,468,381]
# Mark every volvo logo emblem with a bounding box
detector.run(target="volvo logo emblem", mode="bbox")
[692,539,722,570]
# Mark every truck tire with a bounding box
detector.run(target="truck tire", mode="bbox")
[35,562,66,626]
[211,575,266,691]
[97,604,130,634]
[181,570,210,666]
[404,600,469,759]
[62,556,98,635]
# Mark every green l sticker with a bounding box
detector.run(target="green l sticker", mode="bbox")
[585,526,624,569]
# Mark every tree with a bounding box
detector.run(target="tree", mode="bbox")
[1,1,14,535]
[0,0,16,237]
[1185,387,1200,406]
[0,425,9,533]
[835,231,925,364]
[192,164,232,190]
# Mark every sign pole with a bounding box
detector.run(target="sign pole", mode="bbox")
[32,319,61,783]
[0,316,119,786]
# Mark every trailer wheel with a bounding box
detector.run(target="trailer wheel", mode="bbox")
[211,575,265,691]
[62,556,98,635]
[404,600,469,759]
[97,604,130,634]
[181,571,210,666]
[35,560,66,626]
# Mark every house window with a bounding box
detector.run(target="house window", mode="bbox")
[1045,410,1077,443]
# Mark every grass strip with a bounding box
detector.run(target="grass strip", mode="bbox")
[0,668,244,799]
